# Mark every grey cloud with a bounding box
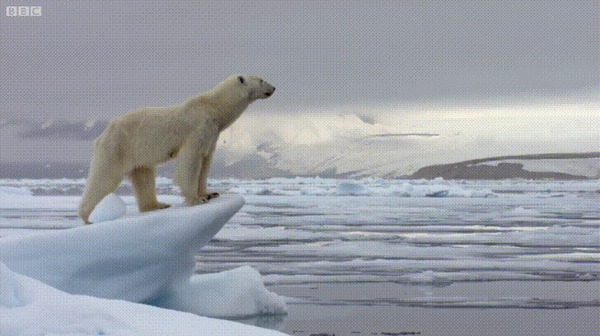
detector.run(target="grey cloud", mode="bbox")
[17,120,108,140]
[0,0,597,121]
[0,119,108,141]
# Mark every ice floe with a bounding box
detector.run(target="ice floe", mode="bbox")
[0,194,287,334]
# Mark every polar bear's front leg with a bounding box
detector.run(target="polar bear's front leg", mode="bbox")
[175,123,218,206]
[130,166,170,212]
[175,141,202,205]
[197,141,219,202]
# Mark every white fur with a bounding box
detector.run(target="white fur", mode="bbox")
[79,75,275,223]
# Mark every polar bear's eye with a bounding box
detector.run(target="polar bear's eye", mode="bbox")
[238,76,246,85]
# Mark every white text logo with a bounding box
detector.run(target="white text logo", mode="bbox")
[6,6,42,17]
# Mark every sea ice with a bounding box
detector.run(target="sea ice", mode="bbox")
[0,194,287,319]
[0,177,598,317]
[163,265,287,318]
[336,181,370,195]
[0,262,287,336]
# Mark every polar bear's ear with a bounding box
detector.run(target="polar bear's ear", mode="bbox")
[238,76,246,85]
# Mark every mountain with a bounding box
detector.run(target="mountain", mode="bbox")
[1,103,598,180]
[210,110,599,179]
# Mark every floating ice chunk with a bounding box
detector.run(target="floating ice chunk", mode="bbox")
[408,270,437,283]
[386,182,495,198]
[426,190,449,197]
[0,186,32,197]
[0,262,287,336]
[299,186,330,195]
[577,273,597,281]
[336,182,370,195]
[509,206,541,216]
[400,270,453,285]
[88,193,126,223]
[164,266,287,318]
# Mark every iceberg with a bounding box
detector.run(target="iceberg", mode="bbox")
[0,194,287,333]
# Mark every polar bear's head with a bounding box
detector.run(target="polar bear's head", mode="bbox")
[204,75,275,130]
[223,75,275,101]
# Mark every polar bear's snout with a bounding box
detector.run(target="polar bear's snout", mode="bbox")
[259,79,275,99]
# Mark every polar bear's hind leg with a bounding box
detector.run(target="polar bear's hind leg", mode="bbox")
[79,154,125,224]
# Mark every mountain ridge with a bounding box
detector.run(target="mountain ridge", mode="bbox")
[1,152,597,180]
[2,116,597,180]
[409,152,600,180]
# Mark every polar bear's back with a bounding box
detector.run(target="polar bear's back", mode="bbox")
[96,104,197,168]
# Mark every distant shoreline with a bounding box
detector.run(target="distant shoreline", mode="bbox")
[408,152,600,180]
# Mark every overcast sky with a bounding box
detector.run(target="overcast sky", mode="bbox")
[1,0,598,121]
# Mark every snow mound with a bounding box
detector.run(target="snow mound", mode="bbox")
[88,193,126,223]
[0,262,287,336]
[0,194,287,319]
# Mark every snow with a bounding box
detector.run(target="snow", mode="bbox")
[88,193,126,223]
[0,194,287,335]
[214,101,599,177]
[0,263,286,336]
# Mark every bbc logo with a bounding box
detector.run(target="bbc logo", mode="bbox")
[6,6,42,17]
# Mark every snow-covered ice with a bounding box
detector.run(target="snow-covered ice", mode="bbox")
[0,263,286,336]
[0,193,287,335]
[164,265,286,318]
[88,193,126,223]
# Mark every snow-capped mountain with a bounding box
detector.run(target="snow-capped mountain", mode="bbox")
[210,103,599,178]
[1,99,598,179]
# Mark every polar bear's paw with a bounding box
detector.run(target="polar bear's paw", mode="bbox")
[140,202,171,212]
[199,192,220,204]
[187,193,220,206]
[156,202,172,209]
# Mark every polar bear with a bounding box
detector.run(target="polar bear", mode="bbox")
[79,75,275,224]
